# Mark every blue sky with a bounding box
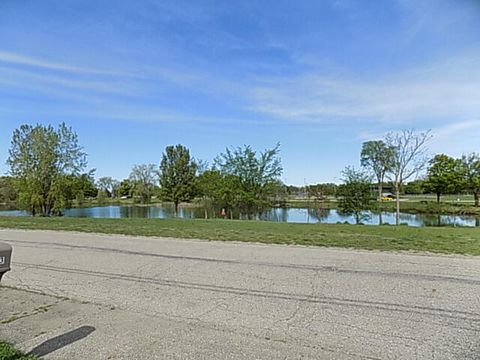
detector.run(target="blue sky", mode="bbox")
[1,0,480,185]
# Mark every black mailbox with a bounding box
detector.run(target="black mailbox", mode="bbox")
[0,242,12,281]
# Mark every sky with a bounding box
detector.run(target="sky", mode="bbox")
[0,0,480,185]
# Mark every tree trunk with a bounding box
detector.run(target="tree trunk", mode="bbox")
[395,185,400,226]
[174,201,178,218]
[436,193,440,204]
[475,192,479,207]
[378,179,383,225]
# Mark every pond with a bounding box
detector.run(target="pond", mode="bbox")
[0,205,479,227]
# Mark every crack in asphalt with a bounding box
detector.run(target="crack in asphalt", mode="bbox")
[13,261,480,327]
[5,238,480,286]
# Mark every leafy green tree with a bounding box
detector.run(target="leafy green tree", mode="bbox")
[306,183,337,201]
[195,170,254,219]
[58,171,97,206]
[117,179,133,198]
[129,164,157,204]
[214,143,282,215]
[385,129,431,225]
[267,180,288,207]
[7,123,87,216]
[460,153,480,207]
[96,190,108,205]
[216,174,244,219]
[96,177,120,198]
[111,179,120,198]
[422,154,463,203]
[336,167,373,224]
[195,170,223,219]
[403,179,424,195]
[159,145,198,217]
[285,185,303,197]
[97,177,114,197]
[360,140,395,202]
[0,176,18,209]
[74,171,98,199]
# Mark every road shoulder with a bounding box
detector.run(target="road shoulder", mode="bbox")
[0,286,104,358]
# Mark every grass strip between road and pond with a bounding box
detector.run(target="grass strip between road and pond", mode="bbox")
[0,217,479,256]
[0,341,39,360]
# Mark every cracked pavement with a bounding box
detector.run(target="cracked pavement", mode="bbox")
[0,229,479,359]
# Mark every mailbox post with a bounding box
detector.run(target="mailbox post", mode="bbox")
[0,242,12,282]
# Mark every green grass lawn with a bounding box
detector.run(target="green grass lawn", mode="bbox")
[0,341,38,360]
[403,194,474,203]
[0,216,479,256]
[286,197,480,215]
[373,201,480,215]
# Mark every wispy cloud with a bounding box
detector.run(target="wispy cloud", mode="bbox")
[429,119,480,156]
[247,51,480,123]
[0,51,112,75]
[0,50,210,89]
[433,120,480,139]
[0,66,140,97]
[354,119,480,158]
[0,49,240,113]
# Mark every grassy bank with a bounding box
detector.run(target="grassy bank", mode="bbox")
[374,201,480,216]
[0,217,479,256]
[286,198,480,216]
[0,341,38,360]
[5,196,480,217]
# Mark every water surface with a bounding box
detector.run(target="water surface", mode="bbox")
[1,205,478,227]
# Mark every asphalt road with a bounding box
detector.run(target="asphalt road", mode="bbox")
[1,229,479,359]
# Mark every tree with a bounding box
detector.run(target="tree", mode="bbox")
[117,179,133,198]
[70,171,97,206]
[96,177,120,198]
[285,185,303,197]
[460,153,480,207]
[159,145,197,217]
[216,174,244,219]
[422,154,463,203]
[306,183,337,201]
[385,129,431,225]
[129,164,157,204]
[195,170,253,219]
[195,170,223,219]
[336,167,372,224]
[403,179,424,195]
[7,123,87,216]
[110,179,120,198]
[97,177,114,197]
[360,140,395,202]
[267,180,288,207]
[214,143,283,215]
[75,171,98,199]
[0,176,17,209]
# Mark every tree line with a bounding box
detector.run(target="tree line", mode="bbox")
[337,129,480,225]
[2,124,480,224]
[3,123,284,218]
